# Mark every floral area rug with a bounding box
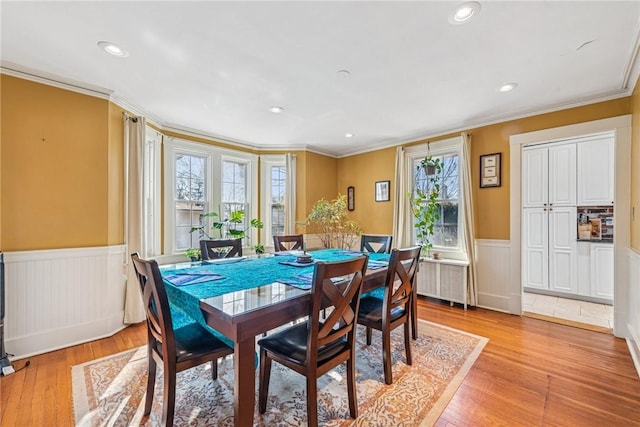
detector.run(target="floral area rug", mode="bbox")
[72,320,487,426]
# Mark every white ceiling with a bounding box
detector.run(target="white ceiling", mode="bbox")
[2,1,639,157]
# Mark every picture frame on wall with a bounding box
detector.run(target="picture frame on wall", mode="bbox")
[480,153,501,188]
[347,186,355,211]
[375,180,390,202]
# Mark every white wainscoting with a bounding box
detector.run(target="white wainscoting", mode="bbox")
[475,239,513,313]
[3,245,127,359]
[627,248,640,377]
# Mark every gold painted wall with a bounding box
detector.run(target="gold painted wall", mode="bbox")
[337,147,396,234]
[1,75,113,251]
[631,76,640,250]
[339,98,631,239]
[107,102,126,246]
[2,74,633,251]
[301,151,338,220]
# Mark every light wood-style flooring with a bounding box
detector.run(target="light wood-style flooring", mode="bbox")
[2,297,639,426]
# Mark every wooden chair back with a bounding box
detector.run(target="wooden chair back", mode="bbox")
[200,238,242,260]
[273,234,304,252]
[383,246,421,318]
[307,256,368,357]
[130,253,176,362]
[360,234,393,253]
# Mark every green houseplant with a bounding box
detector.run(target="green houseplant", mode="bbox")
[191,210,263,240]
[301,194,362,249]
[184,247,201,262]
[411,155,442,257]
[190,209,264,252]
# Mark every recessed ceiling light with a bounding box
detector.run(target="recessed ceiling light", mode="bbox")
[97,41,129,57]
[449,1,481,24]
[269,106,284,113]
[345,133,354,138]
[498,83,518,92]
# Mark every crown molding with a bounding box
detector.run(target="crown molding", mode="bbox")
[2,62,634,160]
[0,63,113,100]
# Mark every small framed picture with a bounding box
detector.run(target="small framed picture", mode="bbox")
[347,186,355,211]
[375,180,390,202]
[480,153,501,188]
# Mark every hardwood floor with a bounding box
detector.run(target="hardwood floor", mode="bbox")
[1,297,639,426]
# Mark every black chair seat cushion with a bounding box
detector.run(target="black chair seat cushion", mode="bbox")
[258,321,349,365]
[155,322,232,362]
[358,295,406,325]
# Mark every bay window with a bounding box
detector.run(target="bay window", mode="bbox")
[164,138,258,255]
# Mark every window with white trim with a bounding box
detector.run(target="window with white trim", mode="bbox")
[260,156,287,245]
[406,137,464,254]
[164,138,258,255]
[143,127,162,257]
[175,153,208,250]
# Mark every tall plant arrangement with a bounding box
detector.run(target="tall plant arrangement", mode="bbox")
[301,194,362,249]
[411,155,442,257]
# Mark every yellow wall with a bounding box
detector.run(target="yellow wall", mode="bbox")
[631,76,640,250]
[299,151,338,223]
[339,98,631,239]
[337,147,396,234]
[1,74,635,251]
[1,75,113,251]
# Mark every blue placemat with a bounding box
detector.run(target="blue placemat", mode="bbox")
[336,250,366,256]
[164,273,225,287]
[367,260,389,270]
[277,272,314,290]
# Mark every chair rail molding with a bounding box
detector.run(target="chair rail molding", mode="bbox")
[3,245,127,359]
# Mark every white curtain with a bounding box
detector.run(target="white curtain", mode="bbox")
[392,146,408,248]
[461,132,478,306]
[285,153,297,234]
[123,114,146,324]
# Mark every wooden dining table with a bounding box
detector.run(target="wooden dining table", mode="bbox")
[160,249,409,427]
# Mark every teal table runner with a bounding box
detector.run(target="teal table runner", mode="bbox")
[160,249,390,346]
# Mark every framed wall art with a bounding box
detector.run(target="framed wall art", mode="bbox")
[375,180,390,202]
[480,153,501,188]
[347,186,355,211]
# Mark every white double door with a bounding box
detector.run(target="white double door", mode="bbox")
[522,143,577,293]
[523,206,577,293]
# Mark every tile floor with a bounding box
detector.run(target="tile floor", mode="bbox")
[523,292,613,329]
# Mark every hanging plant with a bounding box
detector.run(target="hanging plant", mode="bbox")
[411,154,442,257]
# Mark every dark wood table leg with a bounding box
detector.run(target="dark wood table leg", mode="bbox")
[411,287,418,339]
[234,337,257,426]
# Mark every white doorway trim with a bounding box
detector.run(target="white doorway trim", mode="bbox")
[509,115,631,338]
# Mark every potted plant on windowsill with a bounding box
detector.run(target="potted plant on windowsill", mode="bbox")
[184,248,201,262]
[190,209,264,252]
[411,155,442,258]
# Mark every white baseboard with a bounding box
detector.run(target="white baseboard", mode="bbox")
[7,312,127,360]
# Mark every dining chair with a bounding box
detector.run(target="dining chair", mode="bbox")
[200,238,242,260]
[273,234,304,252]
[357,245,420,385]
[360,234,393,254]
[257,256,369,427]
[130,253,234,427]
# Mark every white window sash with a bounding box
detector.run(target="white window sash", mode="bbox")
[164,137,257,255]
[260,155,286,250]
[404,136,467,259]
